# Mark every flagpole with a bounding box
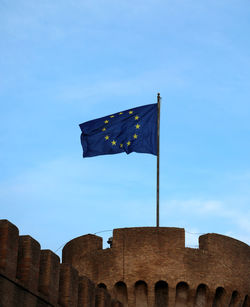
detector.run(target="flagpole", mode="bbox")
[156,93,161,227]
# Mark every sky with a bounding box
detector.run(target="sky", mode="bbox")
[0,0,250,256]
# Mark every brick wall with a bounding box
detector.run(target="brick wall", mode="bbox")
[62,227,250,307]
[0,219,123,307]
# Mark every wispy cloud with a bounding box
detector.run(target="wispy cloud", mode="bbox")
[57,68,187,105]
[161,199,250,246]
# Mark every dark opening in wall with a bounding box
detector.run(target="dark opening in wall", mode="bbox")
[194,284,208,307]
[243,295,250,307]
[212,287,225,307]
[229,290,240,307]
[114,281,128,307]
[135,280,148,307]
[155,280,168,307]
[98,283,107,289]
[175,282,189,307]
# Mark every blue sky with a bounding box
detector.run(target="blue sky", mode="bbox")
[1,0,250,256]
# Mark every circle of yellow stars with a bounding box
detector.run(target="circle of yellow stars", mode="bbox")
[102,109,140,149]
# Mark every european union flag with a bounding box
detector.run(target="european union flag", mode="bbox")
[79,103,158,157]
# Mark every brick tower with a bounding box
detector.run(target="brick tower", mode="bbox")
[62,227,250,307]
[1,220,249,306]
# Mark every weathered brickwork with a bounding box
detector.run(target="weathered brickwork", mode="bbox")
[1,219,249,307]
[0,219,122,307]
[62,227,250,307]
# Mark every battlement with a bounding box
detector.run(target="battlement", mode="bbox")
[0,219,123,307]
[112,227,185,250]
[62,227,250,307]
[1,220,249,307]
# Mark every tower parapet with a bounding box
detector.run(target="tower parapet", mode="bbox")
[0,219,122,307]
[62,227,250,307]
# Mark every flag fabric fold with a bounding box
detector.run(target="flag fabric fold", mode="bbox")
[79,103,157,158]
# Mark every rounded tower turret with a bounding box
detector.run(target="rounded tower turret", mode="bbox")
[62,227,250,307]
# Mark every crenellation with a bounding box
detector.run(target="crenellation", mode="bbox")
[58,263,79,307]
[0,219,19,278]
[112,227,185,251]
[0,219,123,307]
[38,249,60,304]
[61,227,250,307]
[78,275,96,307]
[63,234,103,265]
[16,235,41,292]
[0,219,249,306]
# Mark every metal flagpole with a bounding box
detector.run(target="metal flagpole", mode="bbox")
[156,93,161,227]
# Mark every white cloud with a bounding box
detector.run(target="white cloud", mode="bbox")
[161,198,250,246]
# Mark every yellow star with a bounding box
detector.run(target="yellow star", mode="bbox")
[102,127,106,131]
[120,144,123,148]
[119,112,123,115]
[104,120,109,124]
[127,141,131,146]
[133,134,138,139]
[110,115,115,118]
[105,135,109,140]
[129,111,133,114]
[135,115,139,120]
[111,140,116,146]
[135,124,140,129]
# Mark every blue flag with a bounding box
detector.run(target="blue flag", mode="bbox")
[79,103,158,158]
